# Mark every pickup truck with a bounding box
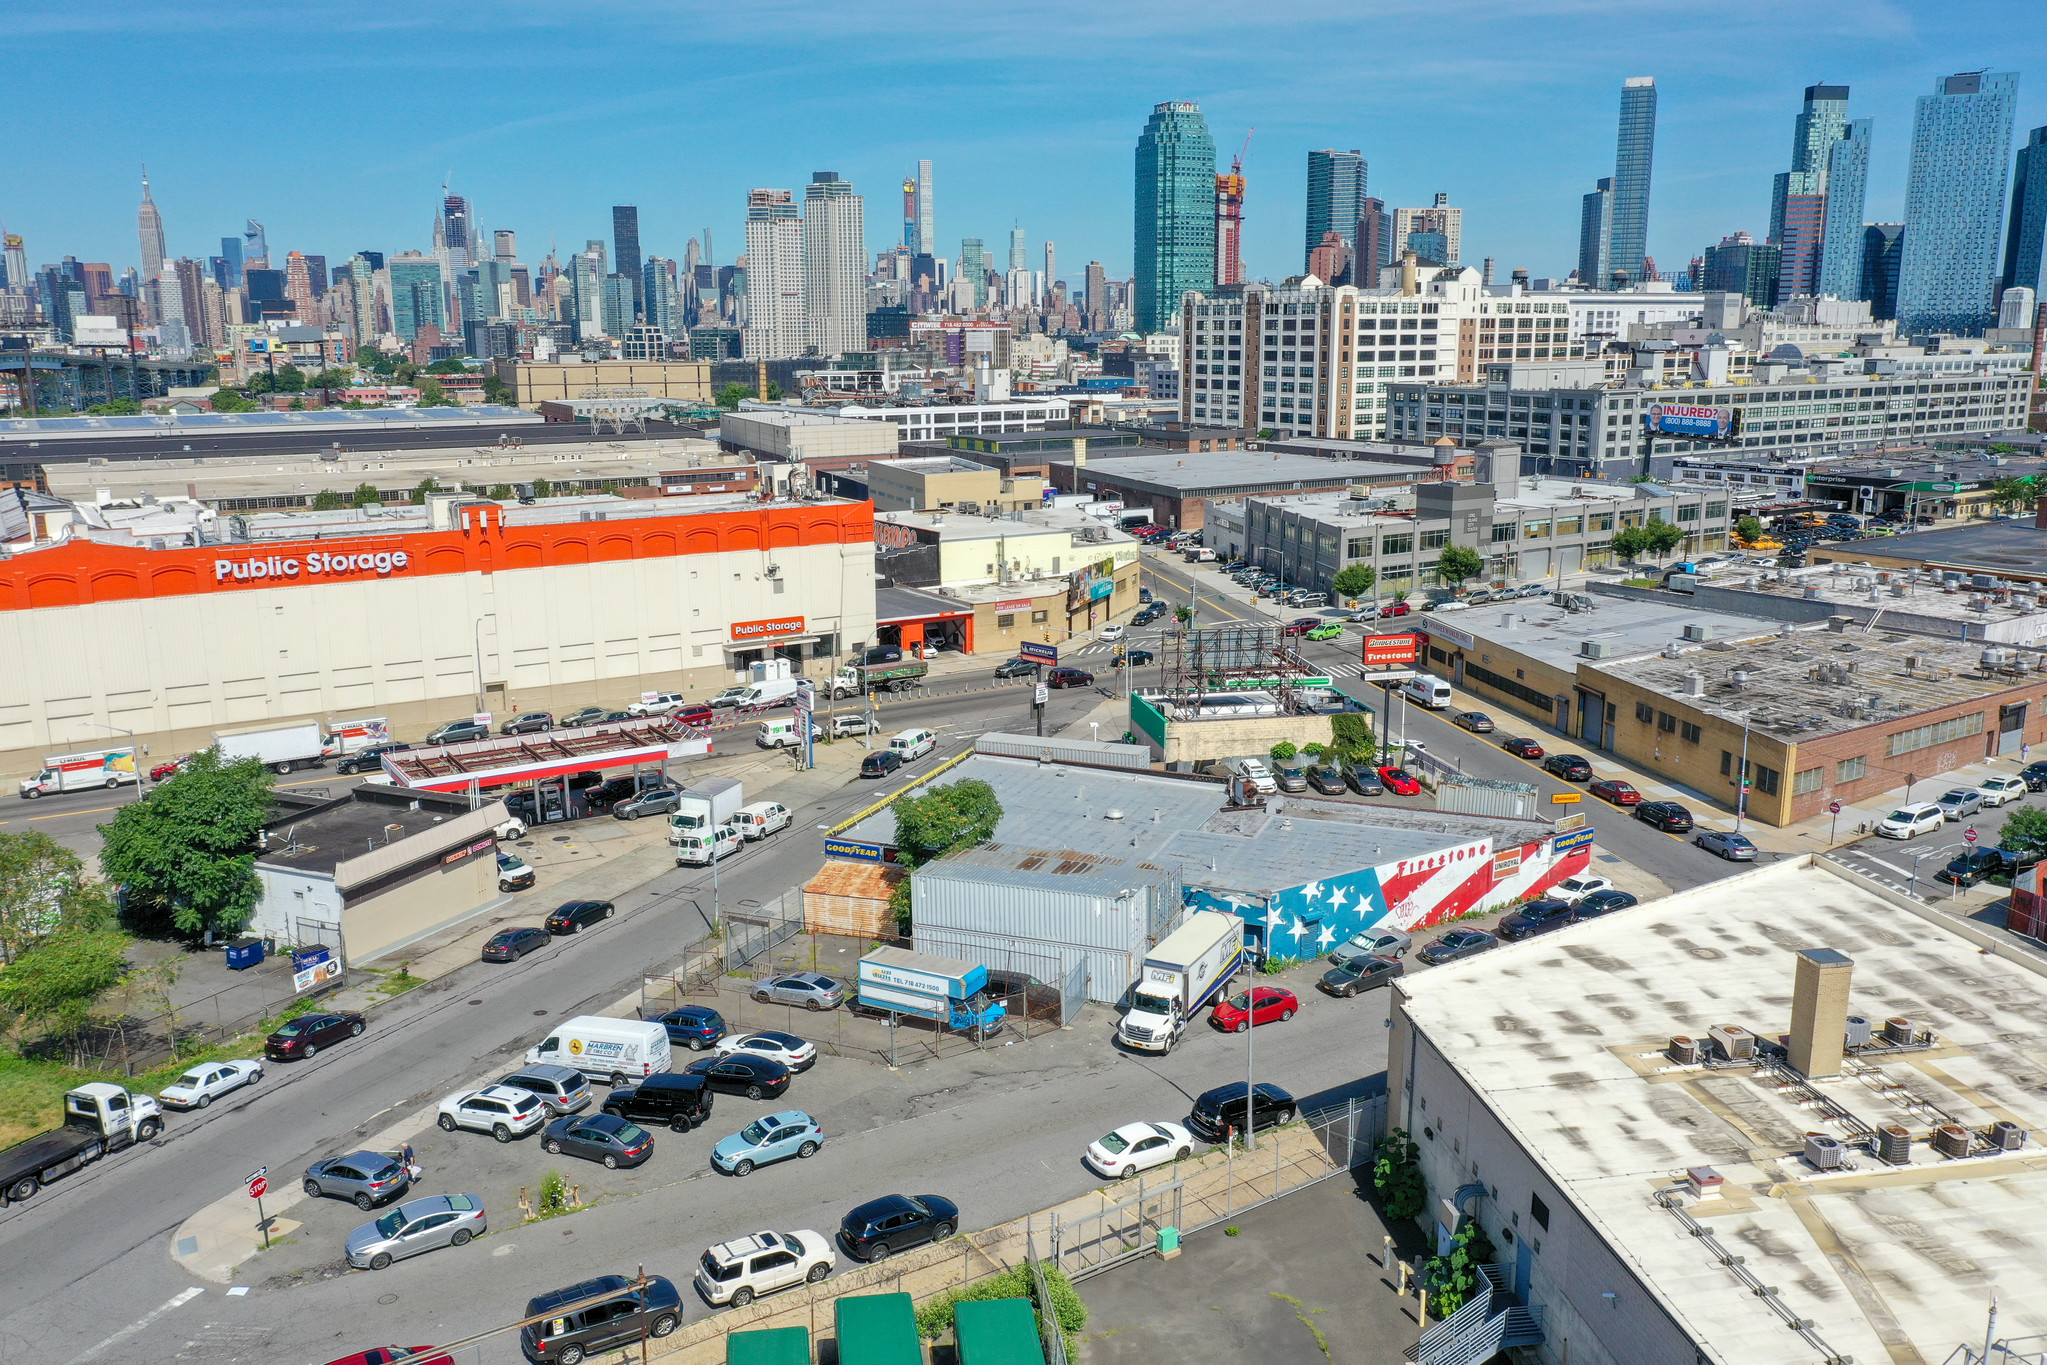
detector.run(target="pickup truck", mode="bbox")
[829,660,928,699]
[1,1083,165,1204]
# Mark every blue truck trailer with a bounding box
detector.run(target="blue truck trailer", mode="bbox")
[856,946,1008,1040]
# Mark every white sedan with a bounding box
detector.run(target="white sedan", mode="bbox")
[1099,624,1125,642]
[716,1030,818,1072]
[1550,874,1615,906]
[159,1059,262,1110]
[436,1085,547,1142]
[1086,1121,1195,1179]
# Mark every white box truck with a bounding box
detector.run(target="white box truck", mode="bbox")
[667,776,744,844]
[17,749,139,799]
[525,1016,672,1087]
[325,716,392,755]
[214,720,329,774]
[1118,911,1244,1053]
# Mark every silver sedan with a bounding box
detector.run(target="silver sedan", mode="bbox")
[345,1193,487,1270]
[750,973,846,1011]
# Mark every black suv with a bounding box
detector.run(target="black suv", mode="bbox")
[545,900,615,934]
[520,1274,683,1363]
[1497,898,1576,941]
[1188,1081,1296,1142]
[839,1193,960,1262]
[336,742,410,776]
[1936,848,2005,887]
[425,719,490,746]
[502,712,554,735]
[602,1072,713,1131]
[2022,761,2047,792]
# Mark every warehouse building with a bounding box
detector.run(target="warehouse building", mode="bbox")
[492,359,714,410]
[716,409,899,465]
[1387,858,2047,1365]
[1045,449,1375,532]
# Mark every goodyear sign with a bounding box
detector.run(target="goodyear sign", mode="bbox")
[824,838,888,863]
[1552,827,1596,855]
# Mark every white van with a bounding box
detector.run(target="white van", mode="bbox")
[1876,802,1945,839]
[525,1016,672,1087]
[1400,677,1454,710]
[754,716,814,749]
[889,728,938,761]
[731,801,792,841]
[674,823,743,865]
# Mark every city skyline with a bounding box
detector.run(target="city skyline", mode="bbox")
[10,2,2047,292]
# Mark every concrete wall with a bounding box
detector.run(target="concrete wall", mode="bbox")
[1158,713,1333,766]
[344,850,502,965]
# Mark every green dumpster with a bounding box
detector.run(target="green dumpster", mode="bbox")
[954,1297,1045,1365]
[728,1326,811,1365]
[835,1291,921,1365]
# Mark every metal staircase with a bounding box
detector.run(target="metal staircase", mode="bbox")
[1410,1264,1546,1365]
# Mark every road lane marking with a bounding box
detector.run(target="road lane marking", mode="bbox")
[67,1287,204,1364]
[28,803,126,820]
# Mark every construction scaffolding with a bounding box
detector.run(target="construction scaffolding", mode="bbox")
[1159,623,1322,712]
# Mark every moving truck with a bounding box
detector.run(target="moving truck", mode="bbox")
[525,1016,672,1087]
[668,777,743,844]
[215,720,329,774]
[17,748,139,798]
[325,716,392,754]
[1117,911,1243,1053]
[856,947,1007,1040]
[1,1084,164,1204]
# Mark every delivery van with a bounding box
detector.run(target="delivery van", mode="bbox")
[889,728,938,761]
[674,824,743,866]
[525,1016,672,1087]
[754,716,814,749]
[1399,676,1454,710]
[731,801,792,841]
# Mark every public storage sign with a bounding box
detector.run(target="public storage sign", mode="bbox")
[731,615,806,642]
[214,550,412,583]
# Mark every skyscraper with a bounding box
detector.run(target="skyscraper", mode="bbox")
[1304,149,1366,271]
[137,170,167,284]
[243,219,268,270]
[1214,161,1245,286]
[911,160,934,258]
[1863,224,1906,320]
[1897,71,2020,334]
[216,236,243,289]
[1578,178,1614,286]
[2003,126,2047,298]
[803,172,866,355]
[3,234,26,293]
[1816,119,1874,301]
[612,206,644,319]
[495,230,518,261]
[1085,261,1108,330]
[439,195,474,267]
[743,188,805,360]
[1355,198,1389,288]
[388,253,446,342]
[1008,227,1027,273]
[960,238,988,308]
[1771,85,1850,244]
[643,257,678,335]
[1133,100,1217,333]
[1044,241,1056,294]
[1609,77,1658,287]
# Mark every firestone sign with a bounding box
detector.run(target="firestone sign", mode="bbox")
[214,550,412,583]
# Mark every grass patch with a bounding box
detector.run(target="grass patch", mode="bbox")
[914,1262,1087,1354]
[1270,1293,1331,1358]
[362,966,425,1001]
[524,1169,584,1222]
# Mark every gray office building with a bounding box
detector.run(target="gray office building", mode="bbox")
[1896,71,2019,334]
[2004,125,2047,297]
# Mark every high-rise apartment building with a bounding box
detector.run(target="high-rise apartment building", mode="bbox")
[571,247,605,340]
[438,195,474,268]
[2004,126,2047,298]
[1770,85,1849,246]
[803,172,866,355]
[1701,231,1780,308]
[1085,261,1108,330]
[1862,224,1905,320]
[1305,149,1366,272]
[1044,241,1056,293]
[137,170,167,286]
[601,275,635,340]
[1355,199,1388,288]
[1008,227,1026,273]
[284,252,315,319]
[1767,85,1861,302]
[612,206,643,319]
[1133,100,1217,333]
[1897,71,2019,334]
[1610,77,1658,287]
[910,160,934,258]
[743,188,805,360]
[4,234,27,293]
[1215,161,1246,287]
[960,238,988,309]
[388,253,445,342]
[1815,119,1874,301]
[644,258,678,335]
[1578,178,1614,286]
[1393,195,1461,267]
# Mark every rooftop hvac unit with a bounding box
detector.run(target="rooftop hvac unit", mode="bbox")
[1877,1124,1913,1165]
[1992,1120,2027,1151]
[1682,624,1716,641]
[1708,1023,1755,1061]
[1884,1015,1914,1045]
[1932,1124,1973,1159]
[1581,640,1612,659]
[1844,1015,1873,1049]
[1684,672,1706,698]
[1803,1133,1843,1170]
[1667,1035,1700,1065]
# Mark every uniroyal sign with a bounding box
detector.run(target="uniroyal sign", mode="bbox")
[214,550,412,584]
[731,615,806,642]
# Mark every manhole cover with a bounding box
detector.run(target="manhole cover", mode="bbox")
[534,1009,549,1016]
[468,999,483,1006]
[378,1294,398,1305]
[516,839,535,847]
[552,836,572,843]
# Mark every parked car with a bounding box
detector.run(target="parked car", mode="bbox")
[1307,764,1348,795]
[544,899,615,934]
[1997,844,2046,878]
[711,1110,826,1176]
[647,1004,726,1051]
[602,1073,714,1131]
[1936,848,2006,887]
[993,657,1038,679]
[1380,601,1412,617]
[1046,667,1095,689]
[1500,736,1545,760]
[858,750,903,778]
[437,1085,547,1142]
[2021,761,2047,792]
[1877,802,1947,839]
[482,925,550,962]
[1575,889,1639,918]
[1377,766,1422,797]
[423,719,489,746]
[1635,801,1693,832]
[148,756,190,782]
[1272,763,1308,794]
[501,712,554,735]
[1343,759,1385,796]
[1695,829,1759,860]
[558,706,613,727]
[1319,955,1403,997]
[266,1010,366,1061]
[1497,898,1576,941]
[1418,929,1499,965]
[519,1275,683,1363]
[1981,775,2031,805]
[1543,754,1593,781]
[1099,624,1125,642]
[336,743,410,776]
[303,1150,411,1209]
[590,774,677,810]
[1084,1121,1195,1179]
[344,1192,487,1271]
[611,788,683,820]
[838,1193,959,1263]
[1935,788,1985,820]
[687,1053,793,1102]
[695,1229,835,1306]
[1551,874,1614,905]
[496,1065,592,1117]
[627,693,689,718]
[1186,1081,1296,1142]
[719,1030,818,1070]
[159,1059,262,1110]
[541,1113,654,1169]
[1451,711,1495,734]
[1210,985,1299,1033]
[496,852,536,892]
[826,714,879,739]
[750,974,846,1011]
[1332,927,1413,961]
[1589,778,1643,806]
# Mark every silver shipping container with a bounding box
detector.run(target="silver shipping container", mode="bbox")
[974,732,1152,770]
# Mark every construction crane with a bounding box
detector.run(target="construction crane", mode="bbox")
[1214,128,1253,286]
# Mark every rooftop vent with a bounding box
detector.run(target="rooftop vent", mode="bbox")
[1803,1133,1843,1170]
[1104,808,1125,820]
[1581,640,1611,659]
[1681,624,1716,642]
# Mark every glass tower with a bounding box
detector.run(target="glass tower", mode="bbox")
[1578,177,1614,287]
[1609,78,1657,287]
[2003,126,2047,298]
[1305,149,1366,272]
[1770,85,1850,244]
[1815,119,1874,301]
[1896,71,2019,334]
[1133,101,1217,334]
[612,206,643,319]
[1863,224,1906,320]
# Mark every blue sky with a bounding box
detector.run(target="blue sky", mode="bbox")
[10,0,2045,289]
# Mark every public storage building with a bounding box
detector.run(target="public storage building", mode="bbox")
[0,489,877,772]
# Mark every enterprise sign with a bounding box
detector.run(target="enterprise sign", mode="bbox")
[214,550,412,583]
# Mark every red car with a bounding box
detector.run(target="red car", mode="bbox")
[1283,617,1321,636]
[148,756,189,782]
[1381,601,1411,617]
[1377,766,1423,796]
[1590,778,1642,806]
[323,1350,453,1365]
[1210,985,1299,1033]
[674,704,715,727]
[1500,737,1544,760]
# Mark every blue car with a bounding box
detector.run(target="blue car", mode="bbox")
[710,1110,825,1177]
[647,1004,726,1052]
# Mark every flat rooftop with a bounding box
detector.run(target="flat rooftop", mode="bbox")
[1432,593,1786,673]
[1832,517,2047,578]
[1050,449,1376,494]
[256,788,472,876]
[836,753,1549,901]
[1397,859,2047,1365]
[874,504,1139,545]
[0,404,539,444]
[1697,559,2047,631]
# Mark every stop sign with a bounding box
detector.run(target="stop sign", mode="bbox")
[1964,827,1978,845]
[247,1176,268,1199]
[1827,800,1842,815]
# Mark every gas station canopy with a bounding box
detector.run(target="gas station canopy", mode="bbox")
[381,716,712,792]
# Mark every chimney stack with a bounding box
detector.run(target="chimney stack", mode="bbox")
[1788,947,1854,1079]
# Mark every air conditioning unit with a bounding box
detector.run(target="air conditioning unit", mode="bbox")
[1682,624,1716,642]
[1708,1023,1755,1060]
[1581,640,1611,659]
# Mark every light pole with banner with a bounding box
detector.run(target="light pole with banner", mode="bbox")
[791,680,815,771]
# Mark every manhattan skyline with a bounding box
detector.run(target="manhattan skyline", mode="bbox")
[9,1,2047,288]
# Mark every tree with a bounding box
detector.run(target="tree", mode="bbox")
[1992,476,2036,514]
[1332,563,1377,603]
[408,477,444,504]
[208,388,257,413]
[311,489,346,510]
[1373,1127,1426,1220]
[1641,519,1686,562]
[287,397,306,411]
[0,929,131,1041]
[1612,524,1651,561]
[426,358,469,375]
[85,398,142,416]
[275,364,307,393]
[351,482,382,507]
[1427,1218,1500,1315]
[887,780,1004,933]
[417,380,458,408]
[0,831,116,964]
[1329,712,1377,763]
[1436,544,1484,591]
[1999,807,2047,858]
[1173,604,1196,629]
[531,477,554,499]
[1269,741,1298,763]
[487,483,515,500]
[1734,515,1765,544]
[715,381,752,410]
[482,374,514,405]
[354,345,386,370]
[97,750,273,939]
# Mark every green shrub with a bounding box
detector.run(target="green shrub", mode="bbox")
[913,1263,1086,1353]
[536,1169,574,1218]
[1373,1128,1426,1220]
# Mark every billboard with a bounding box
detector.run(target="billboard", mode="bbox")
[1645,402,1740,442]
[1363,632,1419,666]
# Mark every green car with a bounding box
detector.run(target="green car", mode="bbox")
[1306,624,1344,641]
